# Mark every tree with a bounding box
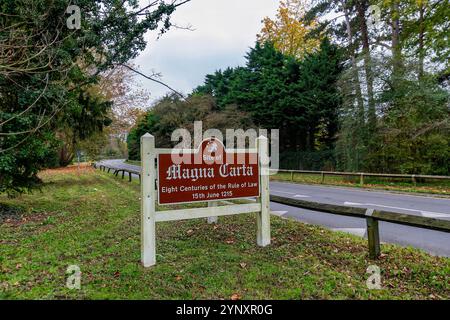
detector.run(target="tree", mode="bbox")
[195,40,342,169]
[56,64,149,165]
[307,0,450,173]
[257,0,322,59]
[0,0,190,195]
[127,94,254,160]
[365,71,449,174]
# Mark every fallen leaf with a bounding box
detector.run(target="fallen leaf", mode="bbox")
[175,275,182,281]
[231,293,241,300]
[239,263,247,269]
[225,239,235,244]
[187,229,194,235]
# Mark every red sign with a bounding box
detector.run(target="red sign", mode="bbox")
[158,139,259,205]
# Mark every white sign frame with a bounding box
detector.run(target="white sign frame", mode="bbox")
[155,138,261,206]
[140,133,270,267]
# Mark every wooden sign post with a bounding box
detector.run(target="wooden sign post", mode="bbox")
[140,133,270,267]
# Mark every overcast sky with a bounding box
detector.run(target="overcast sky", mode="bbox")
[133,0,280,104]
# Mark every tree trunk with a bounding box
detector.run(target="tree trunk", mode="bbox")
[356,0,376,133]
[391,0,402,76]
[418,2,425,79]
[343,2,365,131]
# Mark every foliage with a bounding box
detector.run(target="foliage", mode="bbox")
[364,72,450,174]
[306,0,450,174]
[0,0,187,194]
[127,94,254,160]
[257,0,322,59]
[195,39,342,161]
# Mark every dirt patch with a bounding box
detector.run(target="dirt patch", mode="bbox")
[0,203,52,227]
[0,203,25,223]
[40,163,94,176]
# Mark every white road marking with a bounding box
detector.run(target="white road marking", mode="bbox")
[272,181,450,201]
[420,211,450,218]
[344,202,450,218]
[271,211,288,217]
[331,228,367,237]
[294,194,311,198]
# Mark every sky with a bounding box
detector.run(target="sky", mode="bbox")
[133,0,280,104]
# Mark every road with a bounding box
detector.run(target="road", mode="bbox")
[98,159,450,257]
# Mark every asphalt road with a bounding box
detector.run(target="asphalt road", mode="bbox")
[98,159,450,257]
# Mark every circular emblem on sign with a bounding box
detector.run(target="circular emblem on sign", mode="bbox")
[206,141,218,154]
[202,138,224,164]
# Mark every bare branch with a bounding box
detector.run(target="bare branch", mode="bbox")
[119,64,185,99]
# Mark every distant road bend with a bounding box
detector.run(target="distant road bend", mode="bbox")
[98,159,450,257]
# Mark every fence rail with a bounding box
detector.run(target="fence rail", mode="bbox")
[93,161,450,259]
[270,195,450,259]
[273,169,450,186]
[92,162,141,182]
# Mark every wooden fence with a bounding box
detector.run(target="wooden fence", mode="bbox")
[93,162,141,183]
[270,195,450,259]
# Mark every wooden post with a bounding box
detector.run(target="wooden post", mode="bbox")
[321,171,325,184]
[207,202,218,224]
[290,171,294,181]
[141,133,156,267]
[257,136,271,246]
[412,175,417,187]
[122,170,125,179]
[129,172,132,182]
[366,209,380,259]
[360,173,364,186]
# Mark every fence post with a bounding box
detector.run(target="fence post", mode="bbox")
[207,202,218,224]
[257,136,271,246]
[141,133,156,267]
[290,171,294,181]
[366,209,380,259]
[321,171,325,184]
[412,175,417,187]
[360,173,364,186]
[129,172,132,182]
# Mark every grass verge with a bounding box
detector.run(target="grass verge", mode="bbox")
[0,167,448,299]
[272,172,450,196]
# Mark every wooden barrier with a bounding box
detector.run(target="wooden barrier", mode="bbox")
[275,169,450,185]
[94,160,450,260]
[270,195,450,259]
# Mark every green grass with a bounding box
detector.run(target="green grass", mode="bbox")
[272,172,450,196]
[0,168,449,299]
